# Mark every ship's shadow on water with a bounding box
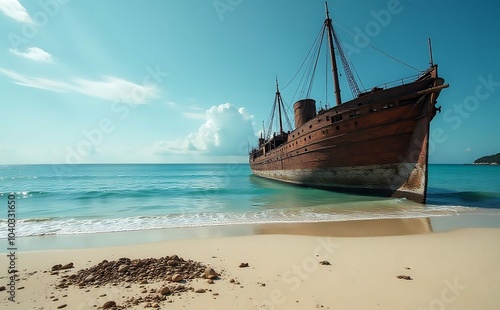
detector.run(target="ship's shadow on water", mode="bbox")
[248,174,382,206]
[426,187,500,209]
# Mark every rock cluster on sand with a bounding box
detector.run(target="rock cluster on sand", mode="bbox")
[58,255,214,287]
[54,255,219,309]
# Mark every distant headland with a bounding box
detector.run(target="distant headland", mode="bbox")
[474,152,500,165]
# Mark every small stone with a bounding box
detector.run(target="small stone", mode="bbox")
[213,293,219,296]
[397,275,413,280]
[0,286,5,291]
[204,267,219,279]
[195,288,206,293]
[239,263,249,268]
[207,279,214,284]
[102,301,116,309]
[229,279,235,283]
[160,287,171,295]
[84,275,95,282]
[57,304,67,309]
[171,274,184,282]
[319,261,331,265]
[60,263,74,270]
[118,264,129,273]
[51,264,63,271]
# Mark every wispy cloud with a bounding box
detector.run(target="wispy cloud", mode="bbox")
[0,68,159,104]
[0,68,69,92]
[9,47,54,63]
[165,101,207,120]
[72,76,158,104]
[0,0,32,23]
[182,112,206,120]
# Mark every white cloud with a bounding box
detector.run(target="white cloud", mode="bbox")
[0,68,69,92]
[0,0,32,23]
[0,68,159,104]
[166,101,207,120]
[9,47,54,63]
[155,103,256,156]
[72,76,158,104]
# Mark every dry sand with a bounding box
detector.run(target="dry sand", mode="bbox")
[1,219,500,309]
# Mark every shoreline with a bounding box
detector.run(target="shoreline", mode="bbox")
[1,224,499,309]
[3,213,500,253]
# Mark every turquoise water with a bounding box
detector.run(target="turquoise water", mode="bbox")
[1,164,499,238]
[427,164,500,208]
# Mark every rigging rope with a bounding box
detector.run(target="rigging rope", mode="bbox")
[306,26,326,98]
[332,21,423,73]
[282,24,325,91]
[350,57,365,91]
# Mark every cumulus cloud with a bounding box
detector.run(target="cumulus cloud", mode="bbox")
[0,68,158,104]
[0,0,32,23]
[155,103,256,156]
[9,47,54,63]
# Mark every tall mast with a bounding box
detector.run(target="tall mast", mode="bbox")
[325,2,342,106]
[276,77,284,135]
[428,38,434,67]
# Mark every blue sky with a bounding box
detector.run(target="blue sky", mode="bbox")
[0,0,499,164]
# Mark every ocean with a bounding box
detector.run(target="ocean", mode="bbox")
[1,164,500,241]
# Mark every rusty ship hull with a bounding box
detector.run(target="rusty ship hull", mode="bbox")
[250,67,446,203]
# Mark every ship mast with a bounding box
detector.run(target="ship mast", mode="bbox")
[266,77,292,139]
[276,77,284,135]
[325,2,342,106]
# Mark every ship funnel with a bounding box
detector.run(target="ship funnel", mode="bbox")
[293,99,317,128]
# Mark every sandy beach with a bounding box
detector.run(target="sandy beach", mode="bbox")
[1,218,500,309]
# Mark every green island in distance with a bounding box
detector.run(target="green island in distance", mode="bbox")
[474,152,500,165]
